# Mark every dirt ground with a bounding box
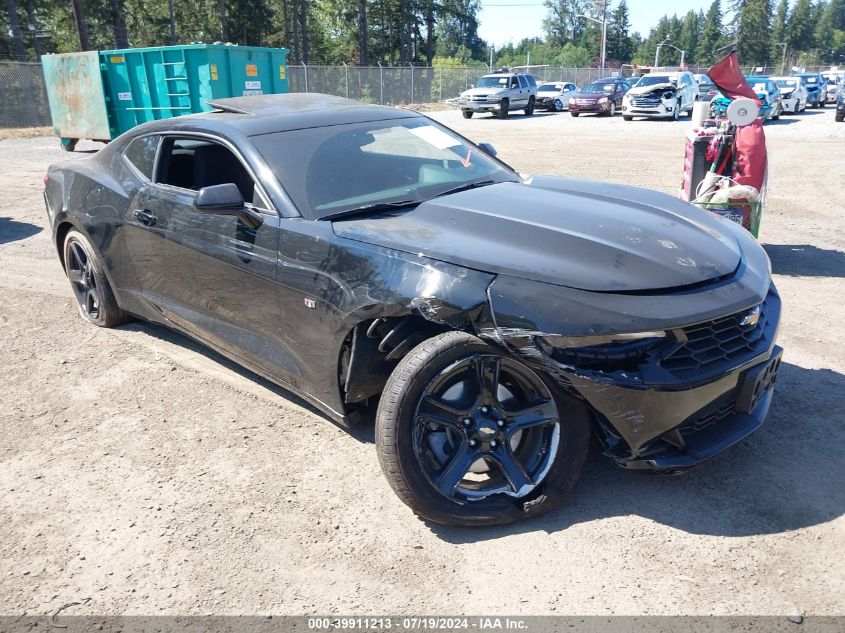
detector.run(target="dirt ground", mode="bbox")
[1,106,843,618]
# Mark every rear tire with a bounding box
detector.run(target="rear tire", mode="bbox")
[376,331,591,527]
[462,110,473,119]
[63,230,131,328]
[836,111,844,122]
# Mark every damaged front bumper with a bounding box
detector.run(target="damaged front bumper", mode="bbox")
[581,344,782,470]
[484,232,781,470]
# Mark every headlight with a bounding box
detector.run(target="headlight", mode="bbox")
[537,331,668,370]
[598,97,608,104]
[782,91,793,98]
[487,96,501,103]
[568,98,575,105]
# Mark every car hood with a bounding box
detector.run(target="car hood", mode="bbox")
[626,82,676,96]
[331,177,741,292]
[573,92,605,100]
[461,87,505,97]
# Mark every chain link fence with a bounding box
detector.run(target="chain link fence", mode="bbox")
[0,62,53,128]
[0,61,837,129]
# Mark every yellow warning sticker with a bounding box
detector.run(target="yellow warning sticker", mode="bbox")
[279,65,286,79]
[110,56,124,63]
[246,64,258,77]
[210,64,218,80]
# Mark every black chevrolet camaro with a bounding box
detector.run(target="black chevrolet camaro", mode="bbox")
[44,94,782,526]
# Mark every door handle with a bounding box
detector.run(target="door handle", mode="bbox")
[134,209,157,227]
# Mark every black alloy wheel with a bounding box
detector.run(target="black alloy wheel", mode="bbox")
[376,332,590,526]
[63,230,130,328]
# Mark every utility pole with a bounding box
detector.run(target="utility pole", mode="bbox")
[600,0,607,71]
[69,0,91,51]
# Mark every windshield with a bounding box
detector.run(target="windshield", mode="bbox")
[581,82,615,93]
[749,81,769,93]
[253,119,518,220]
[475,75,509,88]
[775,79,798,88]
[800,75,818,84]
[538,84,560,92]
[636,75,676,87]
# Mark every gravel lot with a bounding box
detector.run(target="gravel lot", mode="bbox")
[1,106,843,617]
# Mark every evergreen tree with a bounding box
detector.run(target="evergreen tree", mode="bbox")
[697,0,725,64]
[788,0,817,55]
[677,9,702,65]
[737,0,772,66]
[605,0,633,63]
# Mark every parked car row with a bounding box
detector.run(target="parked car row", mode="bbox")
[457,68,844,124]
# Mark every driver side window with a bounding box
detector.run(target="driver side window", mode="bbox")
[155,137,267,210]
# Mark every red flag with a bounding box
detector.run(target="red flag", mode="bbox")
[707,51,760,104]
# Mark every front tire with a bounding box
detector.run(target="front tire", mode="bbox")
[524,96,535,116]
[553,99,564,112]
[570,111,579,117]
[375,332,591,526]
[606,101,616,116]
[462,110,473,119]
[63,230,130,328]
[499,98,509,118]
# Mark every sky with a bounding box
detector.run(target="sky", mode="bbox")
[477,0,718,48]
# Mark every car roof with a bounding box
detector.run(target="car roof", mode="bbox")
[134,93,421,138]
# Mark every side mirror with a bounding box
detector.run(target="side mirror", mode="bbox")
[195,183,262,229]
[477,142,497,157]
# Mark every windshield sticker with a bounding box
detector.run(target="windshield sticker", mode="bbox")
[408,126,462,150]
[460,149,472,168]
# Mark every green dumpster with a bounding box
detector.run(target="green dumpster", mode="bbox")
[42,44,289,151]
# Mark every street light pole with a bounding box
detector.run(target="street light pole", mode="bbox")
[576,12,606,71]
[776,42,787,75]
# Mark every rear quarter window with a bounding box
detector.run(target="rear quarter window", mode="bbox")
[123,135,159,180]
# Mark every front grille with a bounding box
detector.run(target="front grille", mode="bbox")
[661,295,777,379]
[632,96,662,107]
[576,99,595,105]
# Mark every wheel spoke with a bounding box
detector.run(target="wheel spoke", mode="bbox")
[69,241,87,268]
[475,356,501,405]
[506,398,558,435]
[490,448,534,495]
[67,268,84,284]
[86,289,99,316]
[436,443,475,496]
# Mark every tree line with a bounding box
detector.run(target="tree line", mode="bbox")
[1,0,843,69]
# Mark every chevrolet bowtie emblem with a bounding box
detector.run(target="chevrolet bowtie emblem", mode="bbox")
[740,306,761,327]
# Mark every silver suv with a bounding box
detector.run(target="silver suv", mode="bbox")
[458,72,538,118]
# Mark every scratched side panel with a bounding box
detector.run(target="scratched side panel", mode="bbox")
[273,218,496,413]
